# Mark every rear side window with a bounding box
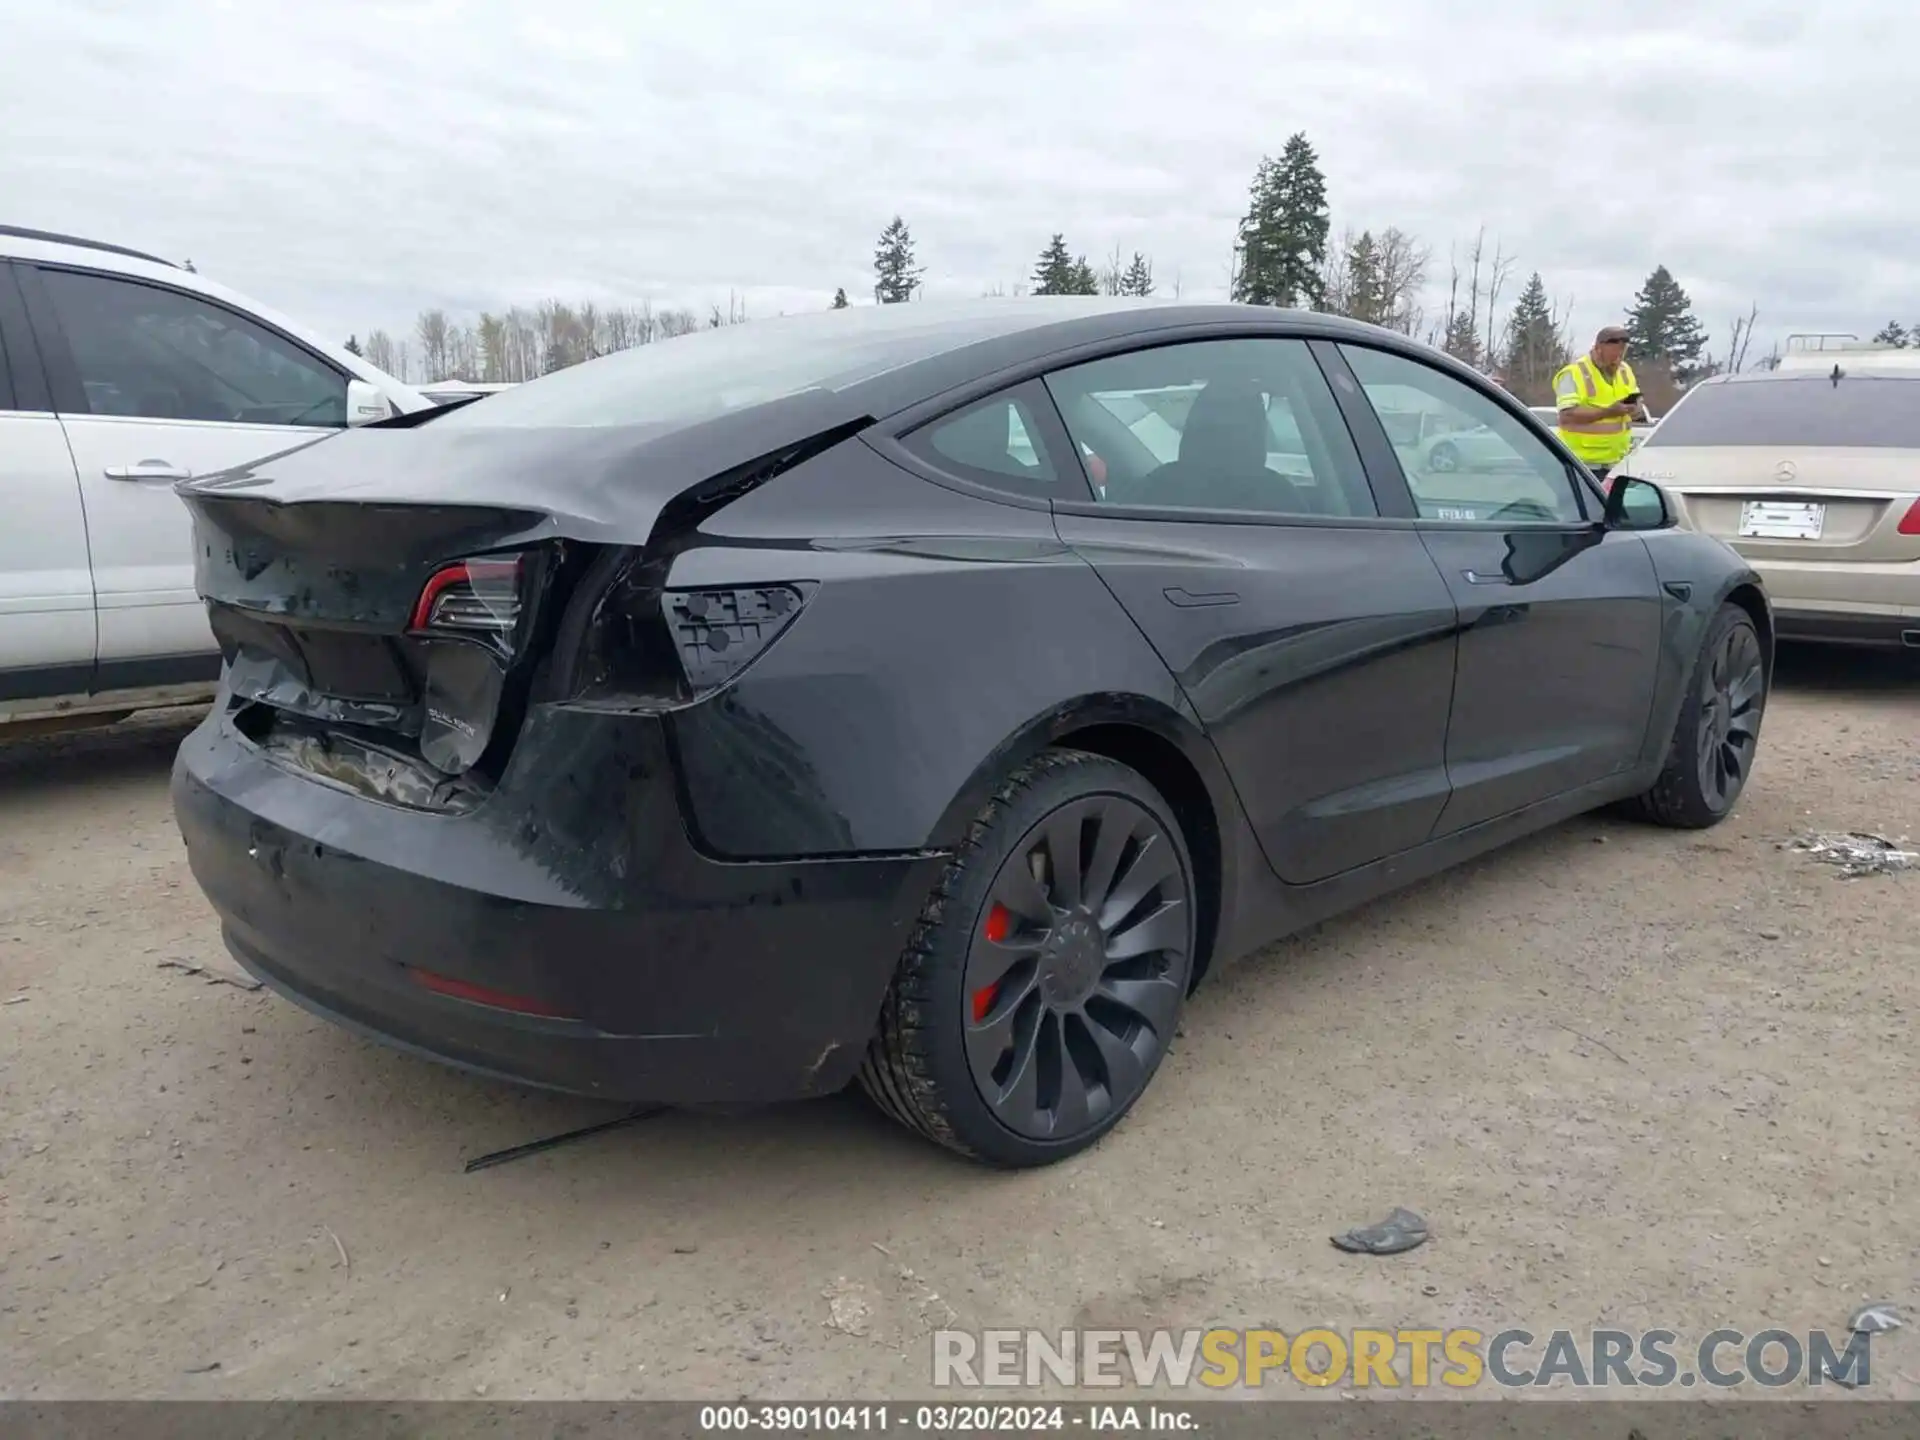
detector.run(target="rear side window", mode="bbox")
[901,381,1072,497]
[36,269,348,427]
[1646,377,1920,449]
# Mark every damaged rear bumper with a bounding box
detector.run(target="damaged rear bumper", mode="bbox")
[170,702,947,1104]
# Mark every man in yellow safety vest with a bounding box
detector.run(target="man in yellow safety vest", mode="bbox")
[1553,325,1647,484]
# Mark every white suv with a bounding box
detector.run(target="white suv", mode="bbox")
[0,226,432,732]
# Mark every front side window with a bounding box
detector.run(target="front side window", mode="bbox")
[1339,345,1586,525]
[1042,338,1376,518]
[38,269,348,427]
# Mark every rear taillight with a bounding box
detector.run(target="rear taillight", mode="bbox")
[410,555,526,650]
[665,586,808,692]
[1898,499,1920,536]
[564,563,814,707]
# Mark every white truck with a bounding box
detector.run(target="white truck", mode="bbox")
[0,226,433,735]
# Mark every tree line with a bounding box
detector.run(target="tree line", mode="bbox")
[350,132,1788,412]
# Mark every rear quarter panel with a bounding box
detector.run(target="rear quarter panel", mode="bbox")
[657,441,1237,860]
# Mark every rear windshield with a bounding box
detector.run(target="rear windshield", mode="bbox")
[1646,377,1920,449]
[429,305,1056,431]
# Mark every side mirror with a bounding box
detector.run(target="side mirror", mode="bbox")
[346,379,395,427]
[1603,474,1673,530]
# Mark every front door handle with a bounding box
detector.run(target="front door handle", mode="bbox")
[1164,587,1240,608]
[104,459,192,482]
[1461,569,1511,586]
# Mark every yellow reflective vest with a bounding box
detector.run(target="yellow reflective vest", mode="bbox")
[1553,355,1638,466]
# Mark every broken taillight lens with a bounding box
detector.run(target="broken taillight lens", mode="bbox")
[409,555,526,648]
[663,585,808,694]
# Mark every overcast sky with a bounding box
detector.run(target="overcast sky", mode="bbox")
[3,0,1912,367]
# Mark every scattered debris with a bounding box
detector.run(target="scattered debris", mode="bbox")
[1421,1283,1440,1297]
[1331,1207,1430,1256]
[672,1244,698,1255]
[1784,832,1918,878]
[822,1277,875,1337]
[1758,929,1783,941]
[461,1106,664,1173]
[4,994,28,1005]
[871,1242,892,1256]
[156,957,262,991]
[1548,1019,1629,1065]
[323,1226,350,1274]
[184,1361,222,1375]
[1849,1303,1903,1335]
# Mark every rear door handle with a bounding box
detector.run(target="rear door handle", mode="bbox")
[1461,569,1510,586]
[104,459,192,482]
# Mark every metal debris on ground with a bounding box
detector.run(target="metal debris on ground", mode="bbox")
[1783,832,1919,878]
[461,1106,665,1173]
[1331,1207,1430,1256]
[1849,1303,1904,1335]
[822,1277,875,1337]
[156,957,263,991]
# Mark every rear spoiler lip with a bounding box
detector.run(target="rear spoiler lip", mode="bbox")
[174,388,876,547]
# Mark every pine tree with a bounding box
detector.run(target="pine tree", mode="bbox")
[343,335,363,356]
[1442,311,1482,367]
[831,288,850,309]
[1338,231,1386,325]
[872,217,924,304]
[1068,256,1100,295]
[1031,234,1077,295]
[1119,252,1154,297]
[1232,133,1329,308]
[1501,272,1566,402]
[1624,265,1709,382]
[1872,320,1909,347]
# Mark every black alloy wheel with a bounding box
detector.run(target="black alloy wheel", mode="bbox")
[962,791,1191,1142]
[859,751,1197,1167]
[1695,617,1766,811]
[1631,602,1768,829]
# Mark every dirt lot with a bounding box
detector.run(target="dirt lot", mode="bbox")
[3,647,1917,1402]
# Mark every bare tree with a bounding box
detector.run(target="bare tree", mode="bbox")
[1482,238,1514,369]
[363,329,398,377]
[1099,243,1127,297]
[658,308,700,339]
[1375,227,1429,335]
[414,309,452,382]
[1723,303,1760,374]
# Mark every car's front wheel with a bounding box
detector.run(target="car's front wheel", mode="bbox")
[858,750,1197,1167]
[1629,601,1767,828]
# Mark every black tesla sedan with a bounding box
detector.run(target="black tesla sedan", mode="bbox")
[170,298,1770,1167]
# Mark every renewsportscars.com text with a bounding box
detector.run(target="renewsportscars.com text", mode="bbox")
[932,1327,1877,1390]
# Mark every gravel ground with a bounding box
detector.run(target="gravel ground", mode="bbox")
[3,646,1917,1402]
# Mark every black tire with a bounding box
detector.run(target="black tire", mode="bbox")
[1629,601,1767,828]
[857,749,1197,1168]
[1427,441,1459,473]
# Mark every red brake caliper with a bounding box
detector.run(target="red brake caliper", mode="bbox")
[972,903,1012,1021]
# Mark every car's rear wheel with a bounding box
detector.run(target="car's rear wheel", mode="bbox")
[858,750,1196,1167]
[1427,441,1460,473]
[1629,601,1767,828]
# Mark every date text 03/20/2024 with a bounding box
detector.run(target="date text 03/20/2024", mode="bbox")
[698,1405,1194,1432]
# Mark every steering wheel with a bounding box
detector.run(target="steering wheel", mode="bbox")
[1480,499,1562,524]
